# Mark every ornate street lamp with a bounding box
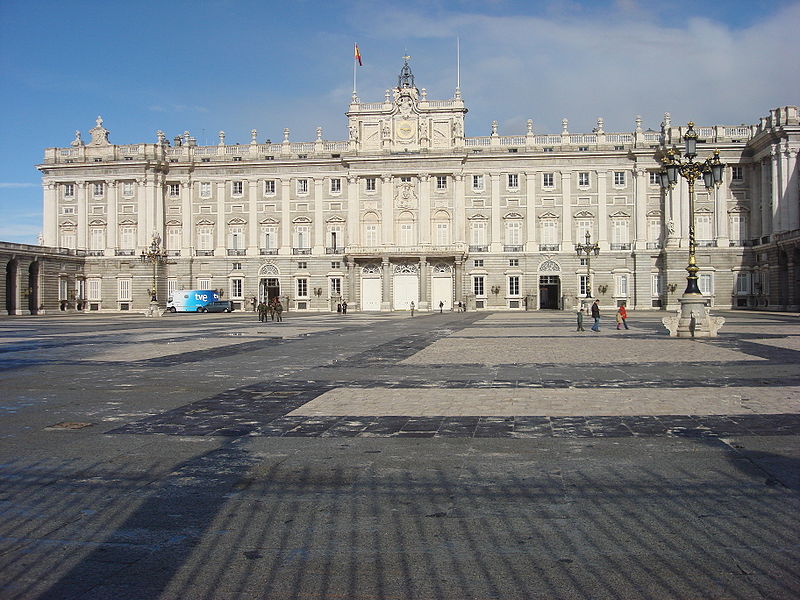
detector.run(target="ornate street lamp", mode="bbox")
[658,122,726,337]
[140,232,168,316]
[575,231,600,299]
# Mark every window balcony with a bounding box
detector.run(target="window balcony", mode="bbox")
[115,249,136,256]
[728,240,752,247]
[166,250,181,256]
[227,248,246,256]
[292,247,311,255]
[504,245,523,252]
[86,250,104,256]
[539,244,559,251]
[469,245,489,252]
[610,243,631,250]
[195,249,215,256]
[695,240,717,248]
[325,247,343,254]
[646,242,662,249]
[260,248,278,255]
[761,235,771,245]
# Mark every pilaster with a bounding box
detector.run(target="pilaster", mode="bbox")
[634,168,647,250]
[560,171,572,245]
[597,172,608,250]
[787,148,800,231]
[136,178,148,248]
[280,178,291,255]
[313,177,324,254]
[77,181,88,250]
[419,174,431,245]
[43,182,57,246]
[771,145,781,232]
[524,172,537,251]
[182,181,193,255]
[381,175,393,245]
[248,179,259,254]
[106,181,118,255]
[761,159,771,236]
[419,257,429,310]
[381,256,391,311]
[715,176,729,246]
[490,173,502,252]
[347,176,359,246]
[215,181,226,253]
[454,175,466,243]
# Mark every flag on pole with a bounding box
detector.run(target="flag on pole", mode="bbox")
[354,43,362,66]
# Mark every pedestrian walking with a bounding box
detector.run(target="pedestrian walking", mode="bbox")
[410,301,415,316]
[590,299,601,332]
[257,301,267,322]
[337,303,342,314]
[576,306,585,332]
[617,303,630,330]
[439,300,444,313]
[268,299,276,321]
[457,301,462,312]
[275,300,284,322]
[342,301,348,315]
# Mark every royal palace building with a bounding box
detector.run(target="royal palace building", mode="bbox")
[12,59,798,315]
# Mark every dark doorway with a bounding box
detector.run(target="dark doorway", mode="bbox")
[28,261,40,314]
[260,278,280,302]
[6,259,18,315]
[539,275,560,309]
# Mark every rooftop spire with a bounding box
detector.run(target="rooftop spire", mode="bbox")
[398,55,416,90]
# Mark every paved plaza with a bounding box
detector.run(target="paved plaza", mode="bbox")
[0,309,799,599]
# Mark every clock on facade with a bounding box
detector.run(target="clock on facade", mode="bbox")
[396,120,414,139]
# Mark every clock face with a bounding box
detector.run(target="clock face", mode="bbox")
[396,120,414,139]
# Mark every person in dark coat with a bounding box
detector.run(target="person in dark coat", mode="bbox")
[590,299,601,332]
[342,301,348,315]
[257,301,267,322]
[274,300,284,322]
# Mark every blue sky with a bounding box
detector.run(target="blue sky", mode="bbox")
[1,0,798,244]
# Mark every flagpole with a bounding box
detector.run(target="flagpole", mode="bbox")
[352,44,358,101]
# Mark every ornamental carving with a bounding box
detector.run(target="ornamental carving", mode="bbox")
[259,263,280,276]
[361,264,382,276]
[432,263,452,274]
[395,182,418,209]
[538,259,561,273]
[393,263,418,274]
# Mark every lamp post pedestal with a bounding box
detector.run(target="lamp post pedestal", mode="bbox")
[662,295,725,338]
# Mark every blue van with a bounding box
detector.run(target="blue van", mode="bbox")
[166,289,220,312]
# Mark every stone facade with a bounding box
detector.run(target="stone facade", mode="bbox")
[31,60,800,314]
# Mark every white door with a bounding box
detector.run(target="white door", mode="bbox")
[361,278,381,311]
[393,274,419,310]
[431,277,453,311]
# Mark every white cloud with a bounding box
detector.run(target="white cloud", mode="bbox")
[0,182,38,188]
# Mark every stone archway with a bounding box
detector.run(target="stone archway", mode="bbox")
[5,259,18,315]
[28,261,41,315]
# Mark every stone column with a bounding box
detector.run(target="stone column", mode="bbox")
[678,177,690,247]
[215,181,226,254]
[347,176,359,246]
[419,257,428,310]
[419,174,431,245]
[106,181,118,255]
[153,172,164,238]
[761,159,771,236]
[454,258,463,305]
[715,175,729,247]
[381,175,393,245]
[560,171,572,246]
[787,148,800,231]
[43,182,57,247]
[347,262,357,308]
[381,255,391,311]
[771,146,781,232]
[525,172,536,251]
[182,181,193,257]
[313,178,324,254]
[248,179,259,255]
[77,181,88,249]
[136,178,148,249]
[634,168,647,250]
[280,178,291,255]
[490,173,502,252]
[454,174,466,243]
[597,172,609,250]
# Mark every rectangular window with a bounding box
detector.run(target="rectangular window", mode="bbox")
[616,274,629,297]
[579,274,589,297]
[696,214,713,241]
[541,220,557,244]
[330,277,342,296]
[197,278,210,290]
[699,273,713,296]
[542,173,554,188]
[508,276,520,296]
[63,183,75,198]
[509,258,519,267]
[330,178,341,193]
[436,176,447,190]
[297,261,307,269]
[168,278,178,298]
[264,180,276,195]
[230,278,243,299]
[93,182,104,197]
[578,172,589,187]
[197,226,214,250]
[505,221,521,245]
[730,214,747,242]
[87,278,101,301]
[471,221,487,245]
[736,272,750,295]
[331,261,340,269]
[507,174,519,189]
[649,172,660,185]
[200,182,212,198]
[232,262,242,270]
[473,276,485,297]
[652,273,662,297]
[166,227,181,250]
[612,220,629,244]
[365,224,378,246]
[262,226,276,250]
[228,226,244,249]
[168,183,180,197]
[575,220,592,241]
[296,278,308,298]
[117,278,131,301]
[614,171,626,186]
[732,166,743,181]
[62,206,75,215]
[365,177,376,192]
[122,182,133,197]
[400,223,414,246]
[296,179,308,195]
[472,175,484,191]
[473,259,484,267]
[120,226,136,249]
[59,278,69,301]
[295,225,309,248]
[60,231,77,249]
[648,220,661,243]
[89,227,104,251]
[436,222,449,246]
[232,181,243,196]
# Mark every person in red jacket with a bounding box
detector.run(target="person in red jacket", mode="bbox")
[617,303,629,330]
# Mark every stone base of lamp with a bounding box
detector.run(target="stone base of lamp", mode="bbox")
[144,301,165,318]
[662,295,725,338]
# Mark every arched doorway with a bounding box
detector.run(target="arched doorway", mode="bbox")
[431,263,453,310]
[392,263,419,310]
[28,261,40,315]
[538,259,562,310]
[360,264,382,311]
[5,259,18,315]
[258,263,281,303]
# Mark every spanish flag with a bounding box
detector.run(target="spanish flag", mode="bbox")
[354,43,362,66]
